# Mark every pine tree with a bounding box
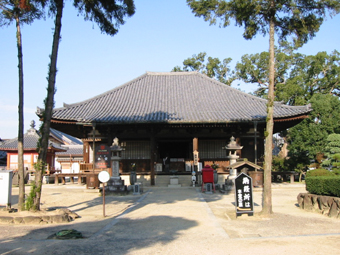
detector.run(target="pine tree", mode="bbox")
[1,0,44,211]
[187,0,340,216]
[30,0,135,211]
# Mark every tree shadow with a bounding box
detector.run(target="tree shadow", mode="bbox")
[0,216,198,254]
[0,185,234,255]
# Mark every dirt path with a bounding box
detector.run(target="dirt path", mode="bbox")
[0,184,339,254]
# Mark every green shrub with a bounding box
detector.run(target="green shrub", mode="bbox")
[306,169,334,177]
[272,156,286,172]
[306,176,340,197]
[331,169,340,175]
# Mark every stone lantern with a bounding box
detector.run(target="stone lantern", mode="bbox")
[105,137,127,193]
[110,137,124,179]
[223,136,243,178]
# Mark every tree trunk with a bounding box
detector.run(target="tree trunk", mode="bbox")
[33,0,64,211]
[260,13,275,216]
[16,15,25,211]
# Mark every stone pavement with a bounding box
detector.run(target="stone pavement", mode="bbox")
[0,184,340,254]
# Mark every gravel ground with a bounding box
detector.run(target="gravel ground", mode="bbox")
[0,183,339,254]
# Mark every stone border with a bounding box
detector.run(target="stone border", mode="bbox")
[0,208,79,225]
[297,193,340,218]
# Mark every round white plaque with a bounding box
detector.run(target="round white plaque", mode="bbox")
[98,171,110,183]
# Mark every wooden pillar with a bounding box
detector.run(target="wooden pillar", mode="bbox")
[83,141,90,163]
[254,121,258,165]
[7,152,11,169]
[92,124,96,172]
[193,137,199,184]
[150,133,156,185]
[193,137,198,152]
[31,153,34,170]
[107,127,112,147]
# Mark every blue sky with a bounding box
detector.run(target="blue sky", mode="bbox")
[1,0,339,139]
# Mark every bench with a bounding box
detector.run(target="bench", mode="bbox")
[54,173,89,185]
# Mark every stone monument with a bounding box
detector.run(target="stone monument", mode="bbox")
[105,137,127,193]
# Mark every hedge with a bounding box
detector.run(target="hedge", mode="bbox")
[306,169,334,177]
[305,176,340,197]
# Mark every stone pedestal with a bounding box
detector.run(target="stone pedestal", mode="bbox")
[106,177,127,193]
[204,183,213,194]
[133,182,143,195]
[168,176,181,188]
[224,172,236,194]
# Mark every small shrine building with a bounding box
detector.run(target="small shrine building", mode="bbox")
[0,121,66,172]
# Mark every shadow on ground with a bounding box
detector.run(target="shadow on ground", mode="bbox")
[0,215,198,255]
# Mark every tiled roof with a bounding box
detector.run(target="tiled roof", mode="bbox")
[0,126,65,151]
[44,72,312,124]
[50,128,82,145]
[56,145,83,156]
[0,127,40,150]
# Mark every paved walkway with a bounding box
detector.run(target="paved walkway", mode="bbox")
[1,185,340,254]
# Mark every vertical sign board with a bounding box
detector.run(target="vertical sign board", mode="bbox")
[234,172,254,217]
[193,150,199,166]
[0,171,13,208]
[95,144,111,169]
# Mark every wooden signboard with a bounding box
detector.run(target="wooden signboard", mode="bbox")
[234,172,254,217]
[95,144,111,169]
[193,150,199,166]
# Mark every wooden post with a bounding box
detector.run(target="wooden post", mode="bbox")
[78,174,82,185]
[193,137,199,184]
[83,141,90,163]
[150,133,155,185]
[103,182,106,217]
[254,121,258,165]
[92,124,96,173]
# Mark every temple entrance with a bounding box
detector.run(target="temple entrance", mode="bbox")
[158,141,190,173]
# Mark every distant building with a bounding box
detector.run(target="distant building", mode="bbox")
[48,128,83,173]
[0,121,66,171]
[0,121,83,173]
[0,138,6,168]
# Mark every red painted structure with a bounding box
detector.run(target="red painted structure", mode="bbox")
[201,165,215,192]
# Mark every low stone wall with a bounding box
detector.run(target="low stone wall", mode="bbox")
[0,208,79,225]
[297,193,340,218]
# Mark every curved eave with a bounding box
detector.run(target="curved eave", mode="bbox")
[51,118,266,126]
[0,146,66,152]
[273,114,309,123]
[56,153,83,156]
[49,147,68,152]
[51,114,309,126]
[51,119,80,125]
[0,148,38,152]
